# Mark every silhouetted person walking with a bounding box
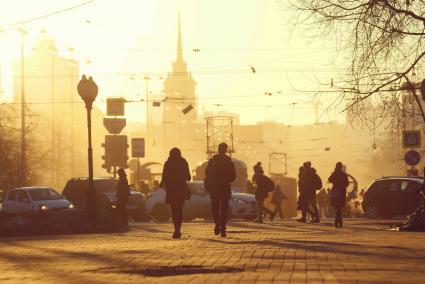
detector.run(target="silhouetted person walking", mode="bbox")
[297,165,315,222]
[116,168,130,227]
[328,162,349,228]
[252,162,264,183]
[253,166,275,223]
[205,143,236,237]
[270,184,286,221]
[301,161,321,223]
[160,148,191,239]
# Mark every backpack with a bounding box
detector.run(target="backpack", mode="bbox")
[204,158,216,193]
[312,173,322,191]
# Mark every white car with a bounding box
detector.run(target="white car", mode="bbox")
[2,187,74,214]
[145,181,258,222]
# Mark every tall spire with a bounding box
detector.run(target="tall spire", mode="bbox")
[176,12,183,63]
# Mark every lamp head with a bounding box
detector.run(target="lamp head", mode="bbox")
[77,74,98,107]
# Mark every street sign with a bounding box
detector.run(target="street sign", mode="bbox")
[106,98,125,116]
[404,150,421,166]
[103,118,126,134]
[132,138,145,158]
[402,130,421,148]
[182,104,193,114]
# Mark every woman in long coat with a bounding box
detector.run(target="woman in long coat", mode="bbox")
[328,162,349,228]
[160,148,191,239]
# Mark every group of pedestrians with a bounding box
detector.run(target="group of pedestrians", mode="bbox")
[160,142,235,238]
[114,143,235,239]
[297,162,322,223]
[296,161,349,228]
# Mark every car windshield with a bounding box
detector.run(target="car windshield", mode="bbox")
[29,188,63,201]
[93,179,118,193]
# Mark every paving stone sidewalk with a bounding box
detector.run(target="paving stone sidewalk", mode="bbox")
[0,219,424,283]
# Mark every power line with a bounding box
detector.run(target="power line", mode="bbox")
[0,0,95,27]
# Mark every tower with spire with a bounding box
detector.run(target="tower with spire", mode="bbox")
[162,14,197,123]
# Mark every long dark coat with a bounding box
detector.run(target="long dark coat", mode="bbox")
[160,157,191,205]
[205,153,236,199]
[116,176,130,203]
[254,174,271,201]
[302,167,319,199]
[328,170,349,208]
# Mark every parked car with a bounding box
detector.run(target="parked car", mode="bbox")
[62,177,150,222]
[2,187,74,214]
[145,181,258,222]
[362,176,423,218]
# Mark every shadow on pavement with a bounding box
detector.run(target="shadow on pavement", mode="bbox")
[88,265,243,277]
[207,237,425,261]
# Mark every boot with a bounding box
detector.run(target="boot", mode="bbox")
[310,217,320,223]
[173,222,182,239]
[214,224,220,235]
[220,226,227,237]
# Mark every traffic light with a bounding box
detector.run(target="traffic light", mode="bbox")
[102,135,129,172]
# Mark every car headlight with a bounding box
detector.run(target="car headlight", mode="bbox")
[69,204,74,209]
[40,205,49,211]
[232,198,248,204]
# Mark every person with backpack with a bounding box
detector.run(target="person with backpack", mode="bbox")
[328,162,349,228]
[205,143,236,237]
[301,161,321,223]
[253,165,275,223]
[297,166,314,222]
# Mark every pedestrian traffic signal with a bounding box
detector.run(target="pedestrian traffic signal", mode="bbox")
[102,135,129,172]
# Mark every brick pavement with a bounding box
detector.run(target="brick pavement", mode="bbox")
[0,219,425,283]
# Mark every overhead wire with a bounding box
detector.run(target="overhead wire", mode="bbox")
[0,0,95,27]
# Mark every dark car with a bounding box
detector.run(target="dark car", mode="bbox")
[62,177,150,222]
[362,176,423,218]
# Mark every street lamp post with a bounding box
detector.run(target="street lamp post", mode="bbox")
[77,75,98,223]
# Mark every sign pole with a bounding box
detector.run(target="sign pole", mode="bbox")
[131,138,145,191]
[137,157,140,191]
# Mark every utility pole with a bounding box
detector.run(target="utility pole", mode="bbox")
[50,45,57,186]
[18,28,27,186]
[144,75,150,158]
[312,93,321,124]
[68,48,75,178]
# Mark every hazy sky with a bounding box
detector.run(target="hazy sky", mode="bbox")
[0,0,347,125]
